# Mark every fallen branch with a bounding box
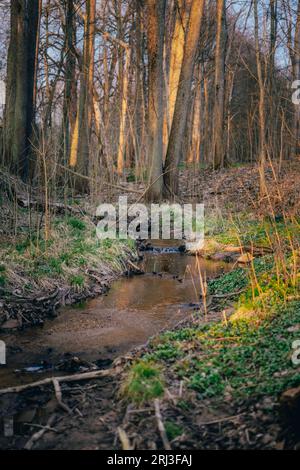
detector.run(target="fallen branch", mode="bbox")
[199,413,246,426]
[0,368,114,395]
[211,289,246,299]
[117,427,132,450]
[24,422,59,433]
[52,378,72,414]
[24,414,57,450]
[224,245,273,255]
[17,196,85,216]
[126,260,144,274]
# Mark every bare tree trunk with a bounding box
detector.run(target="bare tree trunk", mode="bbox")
[134,0,146,173]
[63,0,77,164]
[117,45,131,175]
[70,0,96,192]
[145,0,166,202]
[268,0,278,160]
[188,64,201,164]
[164,0,205,196]
[4,0,41,180]
[254,0,267,195]
[293,0,300,156]
[212,0,228,169]
[3,0,18,168]
[168,0,191,131]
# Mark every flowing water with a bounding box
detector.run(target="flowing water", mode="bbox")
[0,242,231,388]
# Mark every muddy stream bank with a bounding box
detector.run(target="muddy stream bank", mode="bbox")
[0,241,231,389]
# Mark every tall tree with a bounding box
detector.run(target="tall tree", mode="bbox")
[168,0,191,132]
[188,64,202,163]
[145,0,166,202]
[268,0,278,159]
[62,0,77,164]
[254,0,267,195]
[290,0,300,156]
[164,0,205,195]
[4,0,41,180]
[70,0,96,192]
[212,0,228,169]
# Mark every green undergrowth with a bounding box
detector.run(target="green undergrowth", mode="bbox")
[122,215,300,405]
[123,300,300,404]
[208,256,274,296]
[0,213,135,294]
[205,214,300,248]
[120,361,165,404]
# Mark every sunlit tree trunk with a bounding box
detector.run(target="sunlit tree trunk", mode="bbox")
[268,0,278,160]
[117,45,131,175]
[162,0,191,157]
[134,0,146,175]
[164,0,205,196]
[168,0,191,131]
[70,0,96,192]
[212,0,227,169]
[188,65,202,164]
[145,0,166,202]
[254,0,267,195]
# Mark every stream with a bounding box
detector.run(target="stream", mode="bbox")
[0,241,231,388]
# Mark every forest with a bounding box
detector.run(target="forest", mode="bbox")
[0,0,300,454]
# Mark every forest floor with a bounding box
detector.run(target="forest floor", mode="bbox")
[0,161,300,450]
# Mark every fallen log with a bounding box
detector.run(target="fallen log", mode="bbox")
[17,196,85,216]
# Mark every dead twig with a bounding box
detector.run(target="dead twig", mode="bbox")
[24,414,57,450]
[117,427,133,450]
[199,413,246,426]
[154,399,171,450]
[211,289,246,299]
[52,378,72,415]
[24,422,59,433]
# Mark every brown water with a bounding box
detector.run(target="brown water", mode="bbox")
[0,244,231,388]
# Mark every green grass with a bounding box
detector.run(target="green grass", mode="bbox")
[0,274,6,287]
[70,274,85,288]
[165,421,184,440]
[121,361,165,404]
[0,212,135,294]
[205,215,300,248]
[67,217,86,232]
